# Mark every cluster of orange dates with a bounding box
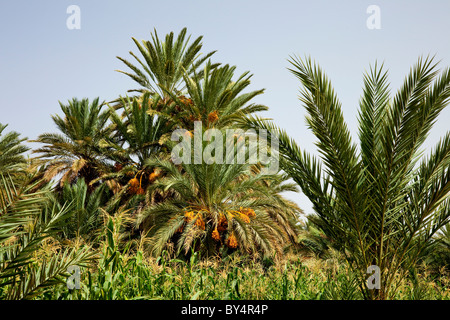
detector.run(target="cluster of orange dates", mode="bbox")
[180,207,256,249]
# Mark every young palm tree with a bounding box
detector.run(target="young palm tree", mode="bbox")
[0,123,29,175]
[135,136,302,258]
[246,56,450,299]
[116,27,217,97]
[51,178,108,241]
[32,98,111,188]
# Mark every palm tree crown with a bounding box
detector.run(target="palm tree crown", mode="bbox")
[32,98,110,187]
[247,55,450,299]
[116,27,217,96]
[136,136,302,258]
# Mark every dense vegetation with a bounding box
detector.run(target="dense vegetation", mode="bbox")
[0,28,449,300]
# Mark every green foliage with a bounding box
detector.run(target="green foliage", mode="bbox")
[322,267,362,300]
[105,92,175,165]
[178,61,268,129]
[0,123,29,175]
[0,175,96,300]
[136,147,301,258]
[116,27,217,96]
[296,216,340,261]
[32,97,111,186]
[3,28,449,301]
[246,55,450,299]
[33,245,450,300]
[421,223,450,274]
[51,178,108,240]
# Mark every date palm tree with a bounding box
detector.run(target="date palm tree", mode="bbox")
[93,92,176,212]
[116,28,266,132]
[135,136,302,258]
[116,27,217,97]
[32,98,111,188]
[246,56,450,299]
[100,60,270,209]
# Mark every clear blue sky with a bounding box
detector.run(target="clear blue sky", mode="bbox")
[1,0,450,214]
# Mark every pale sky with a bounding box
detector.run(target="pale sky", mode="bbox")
[1,0,450,215]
